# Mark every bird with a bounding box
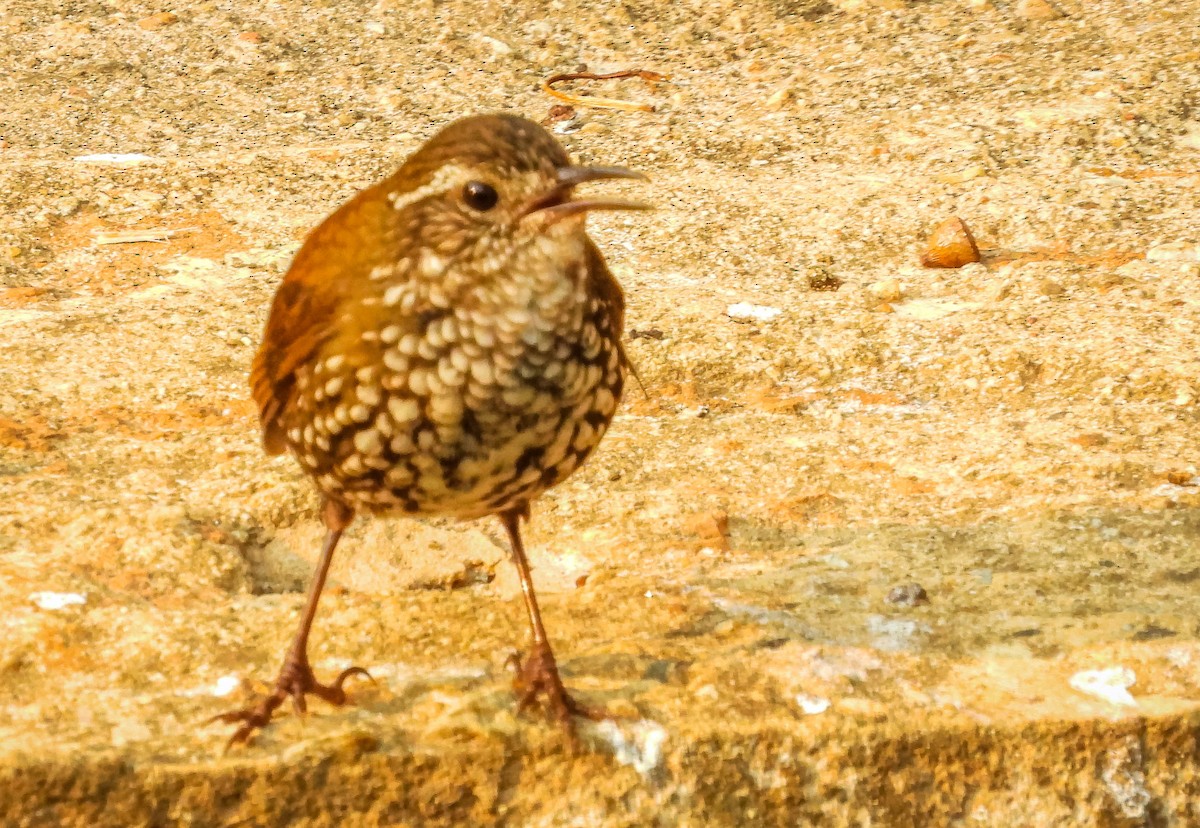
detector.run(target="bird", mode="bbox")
[214,113,650,747]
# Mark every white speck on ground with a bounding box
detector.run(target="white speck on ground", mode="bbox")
[1069,667,1137,707]
[29,591,86,610]
[212,675,241,697]
[796,693,831,715]
[726,303,782,323]
[592,719,668,777]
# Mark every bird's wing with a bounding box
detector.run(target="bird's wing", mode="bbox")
[583,236,648,398]
[250,186,395,455]
[584,237,625,335]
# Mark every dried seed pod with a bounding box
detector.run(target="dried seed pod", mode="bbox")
[920,217,981,268]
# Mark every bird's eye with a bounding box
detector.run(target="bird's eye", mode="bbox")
[462,180,499,212]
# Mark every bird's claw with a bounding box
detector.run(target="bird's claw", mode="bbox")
[211,658,372,749]
[511,644,607,749]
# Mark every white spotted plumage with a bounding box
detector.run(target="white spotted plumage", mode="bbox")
[266,119,631,522]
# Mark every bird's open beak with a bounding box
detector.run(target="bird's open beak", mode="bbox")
[521,165,652,223]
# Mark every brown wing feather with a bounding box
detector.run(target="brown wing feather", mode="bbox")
[582,236,645,397]
[584,237,625,335]
[250,183,398,454]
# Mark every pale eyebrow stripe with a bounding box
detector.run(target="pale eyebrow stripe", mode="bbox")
[386,163,468,212]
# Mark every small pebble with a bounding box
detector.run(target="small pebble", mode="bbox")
[1039,279,1066,297]
[867,278,904,302]
[886,582,929,607]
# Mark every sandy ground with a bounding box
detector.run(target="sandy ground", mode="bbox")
[2,0,1200,824]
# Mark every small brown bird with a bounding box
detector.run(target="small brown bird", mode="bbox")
[215,114,649,745]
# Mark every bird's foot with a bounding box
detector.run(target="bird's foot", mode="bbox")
[509,644,606,747]
[211,655,371,749]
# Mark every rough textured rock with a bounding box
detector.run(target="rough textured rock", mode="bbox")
[2,0,1200,823]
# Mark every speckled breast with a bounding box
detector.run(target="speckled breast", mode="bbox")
[281,267,624,519]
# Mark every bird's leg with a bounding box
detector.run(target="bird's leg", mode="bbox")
[214,499,371,748]
[501,507,606,738]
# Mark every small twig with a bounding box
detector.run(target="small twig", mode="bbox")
[541,69,666,113]
[93,227,195,245]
